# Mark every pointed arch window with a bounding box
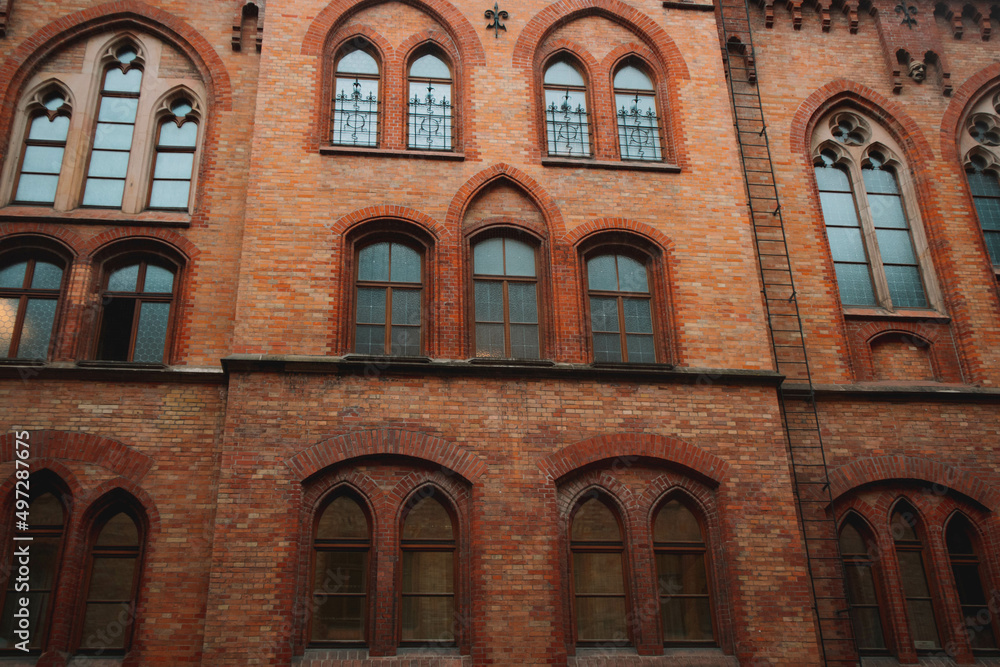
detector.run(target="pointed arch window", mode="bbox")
[838,515,889,653]
[890,504,941,652]
[0,252,65,360]
[614,62,661,162]
[400,494,456,644]
[544,59,591,158]
[311,493,370,644]
[586,252,655,363]
[333,46,380,148]
[570,496,628,645]
[472,236,539,359]
[945,515,998,653]
[966,156,1000,267]
[653,499,714,644]
[408,53,453,151]
[959,92,1000,272]
[149,98,198,210]
[95,256,178,363]
[14,91,71,205]
[77,509,143,652]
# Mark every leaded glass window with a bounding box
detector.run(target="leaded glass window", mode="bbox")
[0,254,64,360]
[891,504,941,652]
[408,53,452,151]
[333,47,380,148]
[78,510,142,652]
[586,253,655,363]
[472,237,539,359]
[614,63,661,162]
[544,60,591,157]
[571,497,628,645]
[654,500,714,644]
[14,92,70,205]
[354,241,422,356]
[967,159,1000,267]
[839,516,888,653]
[946,515,998,653]
[400,495,456,644]
[96,258,176,363]
[149,99,197,210]
[311,494,370,644]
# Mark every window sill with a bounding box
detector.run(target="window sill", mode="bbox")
[542,157,680,172]
[342,354,432,363]
[663,0,716,9]
[320,145,465,161]
[0,205,191,227]
[76,360,168,369]
[468,357,555,367]
[842,307,950,323]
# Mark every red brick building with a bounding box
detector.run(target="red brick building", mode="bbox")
[0,0,997,665]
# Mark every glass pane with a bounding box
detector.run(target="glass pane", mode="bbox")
[402,551,454,593]
[544,61,585,86]
[312,595,364,641]
[408,80,452,150]
[87,150,130,179]
[892,507,919,542]
[28,114,69,142]
[946,518,975,555]
[876,229,918,265]
[662,597,713,642]
[30,262,62,290]
[985,231,1000,265]
[474,238,504,276]
[476,323,504,358]
[96,512,139,546]
[863,167,900,195]
[951,563,987,605]
[22,145,65,174]
[623,298,652,334]
[88,556,136,600]
[626,334,655,363]
[79,602,131,649]
[14,174,59,203]
[510,324,539,359]
[617,93,661,161]
[82,177,126,208]
[317,496,368,539]
[869,194,908,229]
[98,96,138,123]
[354,324,384,355]
[474,281,503,322]
[358,242,390,282]
[158,122,197,147]
[590,296,619,333]
[31,493,64,525]
[907,599,941,649]
[401,595,454,642]
[104,68,142,93]
[852,607,886,650]
[614,65,653,90]
[409,54,450,79]
[572,498,621,542]
[333,77,379,148]
[391,289,421,326]
[575,596,627,642]
[587,256,617,291]
[314,551,366,593]
[815,165,851,192]
[170,99,193,117]
[654,500,702,543]
[545,88,590,157]
[391,326,421,356]
[839,522,867,555]
[504,239,535,277]
[338,48,379,74]
[827,227,868,262]
[133,302,169,363]
[884,265,927,308]
[508,283,537,324]
[142,265,174,293]
[149,181,190,209]
[390,244,421,283]
[0,262,27,288]
[617,256,648,292]
[107,264,139,292]
[16,298,56,359]
[819,192,860,227]
[898,551,931,597]
[593,333,622,363]
[833,263,877,306]
[574,552,625,596]
[356,287,386,325]
[153,152,195,180]
[0,298,17,357]
[656,553,708,595]
[93,122,134,151]
[968,613,998,650]
[403,497,453,540]
[844,563,879,605]
[30,536,60,588]
[969,171,1000,197]
[974,196,1000,231]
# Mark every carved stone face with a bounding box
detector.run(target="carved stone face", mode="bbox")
[908,60,926,82]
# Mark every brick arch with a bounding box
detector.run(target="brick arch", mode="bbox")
[80,228,200,260]
[0,430,154,482]
[285,429,487,484]
[512,0,690,81]
[563,217,675,251]
[301,0,486,65]
[329,25,396,65]
[848,320,962,382]
[0,225,86,256]
[538,433,728,487]
[941,63,1000,158]
[331,205,447,240]
[558,474,638,520]
[828,456,1000,510]
[77,478,160,531]
[536,40,601,81]
[446,163,566,237]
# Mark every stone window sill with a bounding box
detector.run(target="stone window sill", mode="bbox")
[0,205,191,227]
[663,0,715,9]
[320,145,465,161]
[842,307,950,323]
[542,157,681,172]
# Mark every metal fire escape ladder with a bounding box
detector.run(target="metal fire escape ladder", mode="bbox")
[715,2,861,665]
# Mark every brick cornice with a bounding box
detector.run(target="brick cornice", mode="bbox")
[0,430,154,482]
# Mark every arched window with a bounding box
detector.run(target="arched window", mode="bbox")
[77,508,143,653]
[945,514,998,652]
[471,236,539,359]
[83,44,144,208]
[812,111,936,310]
[148,97,199,210]
[400,494,456,644]
[614,61,661,162]
[570,496,628,645]
[838,514,888,653]
[407,52,453,151]
[653,499,714,645]
[354,240,422,356]
[13,90,71,205]
[890,502,941,652]
[0,251,65,359]
[311,493,370,644]
[586,252,655,363]
[332,46,380,148]
[966,156,1000,267]
[95,256,178,363]
[0,489,66,651]
[958,91,1000,272]
[544,59,591,158]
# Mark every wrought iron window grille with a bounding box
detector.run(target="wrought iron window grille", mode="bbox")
[408,80,453,151]
[332,79,380,148]
[546,89,592,158]
[617,93,662,162]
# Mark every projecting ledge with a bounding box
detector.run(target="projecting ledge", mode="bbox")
[791,381,1000,402]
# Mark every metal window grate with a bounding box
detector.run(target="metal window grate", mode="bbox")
[408,83,452,151]
[617,98,662,161]
[332,81,379,148]
[546,91,591,157]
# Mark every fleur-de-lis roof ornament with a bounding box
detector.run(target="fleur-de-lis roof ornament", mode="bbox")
[895,2,918,28]
[485,3,508,38]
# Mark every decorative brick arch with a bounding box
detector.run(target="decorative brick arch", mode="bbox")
[0,225,85,256]
[330,204,447,240]
[285,428,487,484]
[847,321,963,383]
[564,217,675,251]
[81,228,200,261]
[301,0,486,65]
[0,430,154,482]
[828,455,1000,510]
[538,433,728,486]
[941,62,1000,154]
[446,163,566,237]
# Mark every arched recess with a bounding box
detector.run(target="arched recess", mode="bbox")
[0,1,232,155]
[0,430,154,481]
[285,428,487,484]
[331,205,446,240]
[564,217,674,251]
[538,433,728,487]
[828,456,1000,510]
[446,163,565,237]
[0,225,86,256]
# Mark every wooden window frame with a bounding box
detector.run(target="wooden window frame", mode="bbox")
[944,513,1000,656]
[0,249,67,360]
[611,57,665,163]
[838,513,893,656]
[890,502,944,655]
[405,47,455,153]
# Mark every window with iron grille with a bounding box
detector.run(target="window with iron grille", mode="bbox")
[408,53,452,151]
[544,59,591,158]
[614,62,662,162]
[332,46,380,148]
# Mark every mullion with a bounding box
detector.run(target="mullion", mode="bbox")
[126,263,148,361]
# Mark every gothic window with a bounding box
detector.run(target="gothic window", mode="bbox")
[332,45,380,148]
[0,251,65,360]
[945,514,998,653]
[614,61,662,162]
[354,240,422,356]
[890,503,941,652]
[586,252,655,363]
[960,92,1000,272]
[544,58,591,158]
[13,90,71,205]
[654,499,714,645]
[407,52,453,151]
[95,255,178,363]
[148,98,199,210]
[813,111,936,310]
[472,236,539,359]
[570,496,628,645]
[400,495,456,644]
[310,493,370,645]
[839,514,889,653]
[966,157,1000,267]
